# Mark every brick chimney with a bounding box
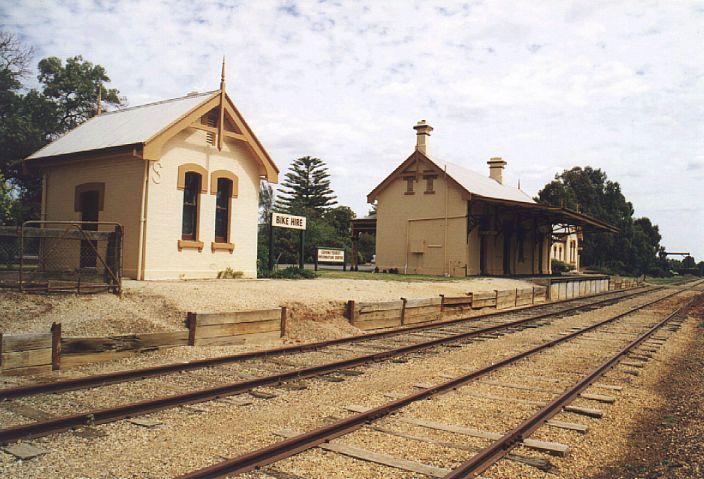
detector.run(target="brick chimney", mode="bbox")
[413,120,433,155]
[487,157,507,184]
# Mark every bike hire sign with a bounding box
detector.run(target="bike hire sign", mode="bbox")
[317,248,344,263]
[272,212,306,230]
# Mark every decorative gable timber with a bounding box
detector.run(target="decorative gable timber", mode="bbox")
[142,92,278,182]
[367,150,468,203]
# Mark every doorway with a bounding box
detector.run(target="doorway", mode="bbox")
[502,232,511,275]
[79,190,99,268]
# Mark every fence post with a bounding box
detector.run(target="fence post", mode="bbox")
[531,286,535,304]
[280,306,288,338]
[51,322,61,370]
[400,297,407,325]
[0,332,3,369]
[439,294,445,313]
[515,288,518,307]
[346,300,357,322]
[187,312,197,346]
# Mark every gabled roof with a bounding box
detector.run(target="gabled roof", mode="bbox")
[26,91,217,160]
[367,150,534,205]
[25,88,279,182]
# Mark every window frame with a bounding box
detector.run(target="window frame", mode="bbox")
[181,172,202,242]
[403,176,415,195]
[423,174,437,194]
[177,164,207,251]
[210,170,238,252]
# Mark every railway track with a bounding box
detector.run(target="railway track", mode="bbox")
[0,287,665,445]
[168,282,702,479]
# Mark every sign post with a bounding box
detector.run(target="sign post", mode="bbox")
[315,247,346,271]
[269,212,307,271]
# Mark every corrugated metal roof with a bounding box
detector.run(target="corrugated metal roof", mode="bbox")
[26,91,218,160]
[426,155,536,204]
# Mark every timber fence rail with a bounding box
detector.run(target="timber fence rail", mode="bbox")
[346,287,549,331]
[1,307,287,376]
[346,276,643,331]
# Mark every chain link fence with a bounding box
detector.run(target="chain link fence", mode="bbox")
[0,221,122,294]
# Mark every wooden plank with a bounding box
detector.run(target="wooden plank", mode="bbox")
[370,426,553,471]
[274,429,450,477]
[194,330,281,347]
[194,319,280,339]
[405,298,442,308]
[442,295,473,307]
[357,300,404,313]
[564,405,604,418]
[1,348,52,370]
[195,308,281,326]
[352,317,402,331]
[1,333,52,353]
[0,364,52,376]
[546,419,588,433]
[356,308,403,322]
[399,417,569,456]
[579,393,615,403]
[61,331,188,354]
[472,291,497,308]
[2,443,47,460]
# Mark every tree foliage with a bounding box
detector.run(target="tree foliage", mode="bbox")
[0,33,125,224]
[537,166,665,276]
[276,156,336,216]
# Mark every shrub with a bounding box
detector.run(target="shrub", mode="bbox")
[551,259,573,274]
[260,266,317,280]
[217,267,244,279]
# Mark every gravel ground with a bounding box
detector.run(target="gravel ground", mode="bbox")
[0,288,682,479]
[0,276,533,335]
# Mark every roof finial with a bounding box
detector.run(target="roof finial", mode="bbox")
[96,85,102,116]
[220,56,226,91]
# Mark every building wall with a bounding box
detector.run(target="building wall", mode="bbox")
[43,156,145,279]
[142,128,261,279]
[375,170,468,276]
[550,231,580,272]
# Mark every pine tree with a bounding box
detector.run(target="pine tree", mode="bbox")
[276,156,336,217]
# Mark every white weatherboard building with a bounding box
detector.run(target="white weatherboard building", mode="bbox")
[25,68,278,280]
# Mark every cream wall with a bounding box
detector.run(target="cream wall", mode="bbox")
[375,169,468,276]
[43,156,145,278]
[142,128,261,279]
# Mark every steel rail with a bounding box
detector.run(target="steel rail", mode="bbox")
[171,288,688,479]
[0,287,666,445]
[442,293,702,479]
[0,286,654,401]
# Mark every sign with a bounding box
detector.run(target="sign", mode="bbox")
[272,212,306,230]
[317,248,344,263]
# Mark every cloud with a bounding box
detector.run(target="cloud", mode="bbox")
[1,0,702,258]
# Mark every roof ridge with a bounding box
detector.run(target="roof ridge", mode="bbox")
[101,90,218,116]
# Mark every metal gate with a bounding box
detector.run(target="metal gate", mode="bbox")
[0,221,122,294]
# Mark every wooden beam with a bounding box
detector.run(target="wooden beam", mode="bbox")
[273,430,451,477]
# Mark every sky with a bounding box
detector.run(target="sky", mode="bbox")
[2,0,703,259]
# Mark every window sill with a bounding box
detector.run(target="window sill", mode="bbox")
[211,242,235,253]
[178,239,204,251]
[424,191,435,194]
[404,192,415,195]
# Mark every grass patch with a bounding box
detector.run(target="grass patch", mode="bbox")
[316,270,460,282]
[645,274,698,285]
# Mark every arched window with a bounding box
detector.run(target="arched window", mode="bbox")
[181,172,201,241]
[214,178,232,243]
[210,170,238,252]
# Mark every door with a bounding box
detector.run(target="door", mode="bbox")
[79,190,99,268]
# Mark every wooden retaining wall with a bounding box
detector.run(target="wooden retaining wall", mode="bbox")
[1,307,286,375]
[346,286,550,331]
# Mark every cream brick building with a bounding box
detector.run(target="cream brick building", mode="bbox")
[367,121,613,277]
[25,71,278,280]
